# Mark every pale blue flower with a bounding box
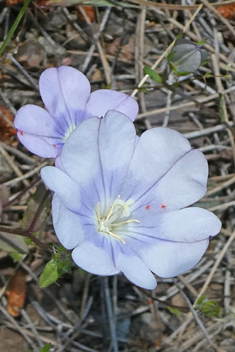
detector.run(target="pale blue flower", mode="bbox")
[14,66,138,159]
[41,111,221,289]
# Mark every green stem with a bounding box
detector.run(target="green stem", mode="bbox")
[0,0,31,57]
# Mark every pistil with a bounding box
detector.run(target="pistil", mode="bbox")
[96,196,139,244]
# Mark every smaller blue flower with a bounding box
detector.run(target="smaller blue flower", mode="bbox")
[41,111,221,289]
[14,66,138,160]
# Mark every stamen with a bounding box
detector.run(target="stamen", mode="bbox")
[96,196,139,245]
[107,230,126,244]
[112,219,140,227]
[106,195,120,221]
[96,202,101,221]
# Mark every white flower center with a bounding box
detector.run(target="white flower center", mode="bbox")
[96,196,139,244]
[63,123,76,142]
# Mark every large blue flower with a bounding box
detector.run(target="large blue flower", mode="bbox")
[41,111,221,289]
[14,66,138,159]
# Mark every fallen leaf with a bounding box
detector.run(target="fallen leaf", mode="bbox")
[0,103,16,143]
[5,0,23,6]
[77,6,95,22]
[217,4,235,19]
[6,271,27,317]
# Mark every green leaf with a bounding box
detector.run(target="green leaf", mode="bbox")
[224,74,230,80]
[0,232,28,253]
[11,253,24,262]
[167,306,182,317]
[144,66,162,83]
[21,183,50,233]
[39,246,71,288]
[39,260,60,288]
[204,72,213,78]
[200,300,221,317]
[168,38,207,74]
[196,39,207,46]
[167,51,175,63]
[175,33,183,41]
[196,295,221,317]
[38,344,51,352]
[172,70,191,76]
[196,294,206,306]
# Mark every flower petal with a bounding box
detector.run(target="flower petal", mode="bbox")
[137,239,209,278]
[115,246,156,289]
[15,105,57,135]
[128,207,220,248]
[52,195,84,249]
[39,66,91,126]
[61,111,136,199]
[60,117,100,184]
[72,241,120,276]
[14,105,61,157]
[121,127,193,200]
[158,207,221,242]
[41,166,81,212]
[152,149,208,209]
[86,90,139,121]
[16,132,59,158]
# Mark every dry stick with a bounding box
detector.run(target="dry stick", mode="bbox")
[179,321,223,352]
[206,175,235,197]
[2,142,36,165]
[137,3,152,129]
[208,200,235,212]
[7,53,38,91]
[0,143,29,187]
[81,7,111,73]
[224,270,231,315]
[79,6,112,85]
[4,323,58,347]
[137,93,219,119]
[178,274,198,298]
[184,121,234,140]
[154,8,235,69]
[2,161,48,187]
[175,282,212,346]
[131,4,203,98]
[0,305,37,350]
[3,176,41,209]
[193,230,235,308]
[21,309,44,348]
[128,0,235,10]
[175,232,235,338]
[96,41,112,86]
[164,81,219,119]
[162,315,194,346]
[0,88,16,115]
[211,53,235,164]
[81,5,112,85]
[200,0,235,38]
[27,9,57,49]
